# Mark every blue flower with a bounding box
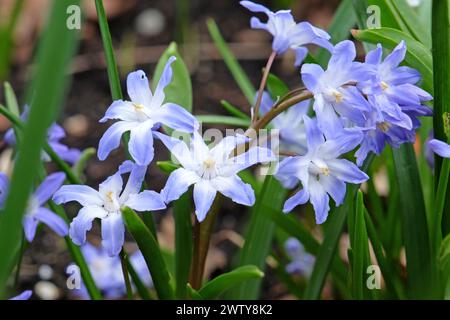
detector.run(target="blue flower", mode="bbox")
[155,132,276,222]
[301,40,371,137]
[98,56,199,166]
[259,91,310,154]
[9,290,32,300]
[240,1,332,66]
[70,243,151,299]
[53,161,166,256]
[284,238,314,277]
[276,116,368,224]
[4,106,81,164]
[0,172,9,208]
[428,139,450,158]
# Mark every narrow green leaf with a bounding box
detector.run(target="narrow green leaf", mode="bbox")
[392,144,434,299]
[4,82,20,117]
[438,234,450,298]
[234,176,287,299]
[352,27,433,93]
[152,42,192,112]
[95,0,122,100]
[157,161,180,174]
[349,191,371,299]
[174,193,193,299]
[186,283,204,300]
[196,115,250,127]
[199,265,263,299]
[207,19,255,104]
[121,207,174,299]
[303,154,374,300]
[391,0,430,47]
[0,0,80,294]
[220,100,250,120]
[73,148,96,180]
[266,73,289,99]
[124,254,152,300]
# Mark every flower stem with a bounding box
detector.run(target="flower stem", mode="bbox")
[252,51,277,125]
[120,249,133,300]
[189,196,221,290]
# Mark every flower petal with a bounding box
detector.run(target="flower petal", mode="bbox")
[161,167,199,203]
[308,179,330,224]
[99,100,139,123]
[301,63,324,92]
[428,139,450,158]
[9,290,32,300]
[53,185,103,206]
[303,115,324,151]
[193,180,217,222]
[226,146,276,174]
[23,216,39,242]
[320,174,346,206]
[101,213,125,257]
[118,161,147,202]
[153,131,194,168]
[127,70,152,107]
[151,56,177,109]
[283,189,309,213]
[98,121,135,161]
[128,121,155,166]
[35,207,68,237]
[34,172,66,206]
[211,175,255,206]
[317,130,362,159]
[327,158,369,184]
[152,102,199,133]
[240,1,272,15]
[124,190,166,212]
[69,206,108,246]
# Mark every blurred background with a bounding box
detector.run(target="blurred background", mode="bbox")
[0,0,373,300]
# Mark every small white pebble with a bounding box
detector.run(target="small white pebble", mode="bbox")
[135,9,165,37]
[38,264,54,280]
[34,281,60,300]
[63,114,89,138]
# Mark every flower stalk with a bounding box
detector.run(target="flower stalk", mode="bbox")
[120,249,133,300]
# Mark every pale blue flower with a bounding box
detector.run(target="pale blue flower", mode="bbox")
[155,132,276,222]
[259,91,310,155]
[240,1,332,65]
[301,40,371,137]
[276,116,368,224]
[284,238,314,277]
[428,139,450,158]
[9,290,32,300]
[98,56,199,166]
[0,173,9,208]
[53,161,166,256]
[5,107,81,164]
[71,243,152,299]
[22,172,68,242]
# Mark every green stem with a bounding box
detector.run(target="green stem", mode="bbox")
[189,196,220,290]
[120,249,133,300]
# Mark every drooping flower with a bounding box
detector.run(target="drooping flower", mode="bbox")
[4,107,81,164]
[276,116,368,224]
[70,243,152,299]
[155,131,276,222]
[240,1,332,65]
[301,40,371,137]
[428,139,450,158]
[53,161,165,256]
[259,91,310,155]
[284,238,315,277]
[98,56,199,166]
[9,290,32,300]
[22,172,69,242]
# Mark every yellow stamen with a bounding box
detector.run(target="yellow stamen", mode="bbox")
[333,91,343,103]
[377,122,391,133]
[381,81,389,90]
[203,157,216,169]
[133,103,145,111]
[321,167,330,176]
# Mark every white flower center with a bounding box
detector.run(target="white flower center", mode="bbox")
[132,103,151,122]
[324,88,343,104]
[198,156,218,180]
[308,160,330,179]
[102,190,121,212]
[380,81,389,90]
[26,197,40,217]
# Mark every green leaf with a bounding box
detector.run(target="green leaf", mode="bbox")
[220,100,250,120]
[174,193,193,299]
[152,42,192,112]
[233,176,287,299]
[73,148,96,180]
[0,0,80,295]
[438,234,450,298]
[121,207,174,299]
[186,283,204,300]
[199,265,264,299]
[352,27,433,93]
[4,82,20,117]
[196,115,251,127]
[304,154,374,300]
[266,73,289,99]
[391,0,430,47]
[95,0,122,100]
[124,254,152,300]
[392,144,434,299]
[156,161,180,174]
[207,19,255,104]
[348,191,371,299]
[316,0,357,66]
[431,0,450,236]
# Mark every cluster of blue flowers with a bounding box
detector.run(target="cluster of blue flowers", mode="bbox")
[2,1,450,277]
